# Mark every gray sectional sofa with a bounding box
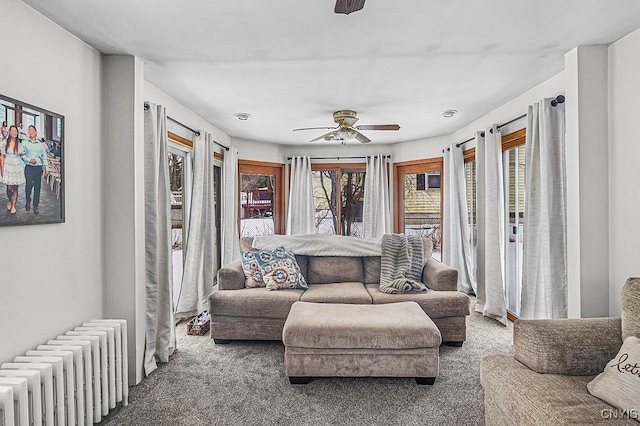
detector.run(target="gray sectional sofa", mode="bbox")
[209,237,471,345]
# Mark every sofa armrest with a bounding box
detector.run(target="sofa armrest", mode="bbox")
[422,259,458,291]
[514,317,622,376]
[217,259,245,290]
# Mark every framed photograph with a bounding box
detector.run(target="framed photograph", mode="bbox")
[0,94,64,226]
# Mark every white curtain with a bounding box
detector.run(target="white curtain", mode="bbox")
[286,156,315,235]
[143,103,176,376]
[443,145,477,294]
[222,146,241,265]
[476,126,508,325]
[520,98,567,319]
[363,155,392,238]
[175,132,216,317]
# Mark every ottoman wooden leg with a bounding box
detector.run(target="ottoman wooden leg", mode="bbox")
[415,377,436,385]
[289,377,313,385]
[443,341,463,347]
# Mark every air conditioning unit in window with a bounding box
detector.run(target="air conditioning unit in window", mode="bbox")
[417,173,441,190]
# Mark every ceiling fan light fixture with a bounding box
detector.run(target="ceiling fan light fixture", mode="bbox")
[441,110,457,118]
[235,112,252,121]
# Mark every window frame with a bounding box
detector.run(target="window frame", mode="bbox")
[309,162,367,236]
[238,159,286,235]
[392,157,444,235]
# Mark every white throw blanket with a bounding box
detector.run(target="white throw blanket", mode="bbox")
[252,234,382,257]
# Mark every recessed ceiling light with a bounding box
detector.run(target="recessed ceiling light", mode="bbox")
[235,112,252,121]
[441,110,457,118]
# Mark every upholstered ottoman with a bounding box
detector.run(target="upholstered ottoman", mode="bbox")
[282,301,442,385]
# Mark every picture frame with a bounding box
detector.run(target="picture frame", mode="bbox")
[0,94,65,226]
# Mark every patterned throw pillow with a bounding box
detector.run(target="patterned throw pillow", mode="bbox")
[255,247,308,291]
[240,250,266,288]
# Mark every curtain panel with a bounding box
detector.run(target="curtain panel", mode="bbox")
[363,155,392,238]
[521,98,567,319]
[143,103,176,376]
[443,145,477,294]
[286,156,315,235]
[176,132,216,317]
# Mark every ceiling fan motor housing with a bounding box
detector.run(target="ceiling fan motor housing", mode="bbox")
[333,110,358,124]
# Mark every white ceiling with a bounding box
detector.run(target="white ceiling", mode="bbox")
[22,0,640,145]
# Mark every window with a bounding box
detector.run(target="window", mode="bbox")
[394,158,443,261]
[417,173,441,191]
[311,164,366,236]
[167,139,192,310]
[502,129,526,318]
[464,148,477,279]
[462,130,526,319]
[238,160,285,237]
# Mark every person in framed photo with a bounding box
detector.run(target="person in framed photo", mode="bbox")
[20,125,49,214]
[1,125,26,214]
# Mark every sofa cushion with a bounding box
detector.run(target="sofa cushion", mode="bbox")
[363,257,381,284]
[365,284,470,319]
[480,354,635,425]
[300,282,372,304]
[210,288,304,319]
[283,301,441,349]
[307,256,364,284]
[587,336,640,415]
[622,277,640,340]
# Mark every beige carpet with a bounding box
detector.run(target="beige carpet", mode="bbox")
[102,309,513,426]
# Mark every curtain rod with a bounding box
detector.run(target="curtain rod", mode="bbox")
[144,103,230,151]
[286,155,391,161]
[449,94,566,152]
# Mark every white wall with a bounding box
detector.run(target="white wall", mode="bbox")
[393,135,451,163]
[608,28,640,316]
[564,46,610,318]
[0,0,104,362]
[144,81,231,157]
[232,137,285,163]
[451,71,566,148]
[104,55,147,384]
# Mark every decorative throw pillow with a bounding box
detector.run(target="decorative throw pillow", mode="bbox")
[240,250,266,288]
[255,247,308,291]
[587,336,640,416]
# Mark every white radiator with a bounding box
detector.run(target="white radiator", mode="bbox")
[0,378,28,426]
[1,363,54,426]
[12,357,64,426]
[55,336,99,425]
[1,319,128,426]
[23,351,74,426]
[0,386,15,426]
[0,370,41,426]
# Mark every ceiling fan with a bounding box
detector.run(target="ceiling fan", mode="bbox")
[334,0,366,15]
[293,110,400,144]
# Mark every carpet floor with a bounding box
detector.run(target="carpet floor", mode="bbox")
[102,310,513,426]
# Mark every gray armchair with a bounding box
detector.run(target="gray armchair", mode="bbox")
[480,277,640,425]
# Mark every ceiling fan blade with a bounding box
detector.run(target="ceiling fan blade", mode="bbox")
[334,0,366,15]
[310,132,336,142]
[354,131,371,144]
[342,117,359,127]
[293,126,337,132]
[356,124,401,131]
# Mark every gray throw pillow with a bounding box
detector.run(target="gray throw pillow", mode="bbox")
[587,336,640,416]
